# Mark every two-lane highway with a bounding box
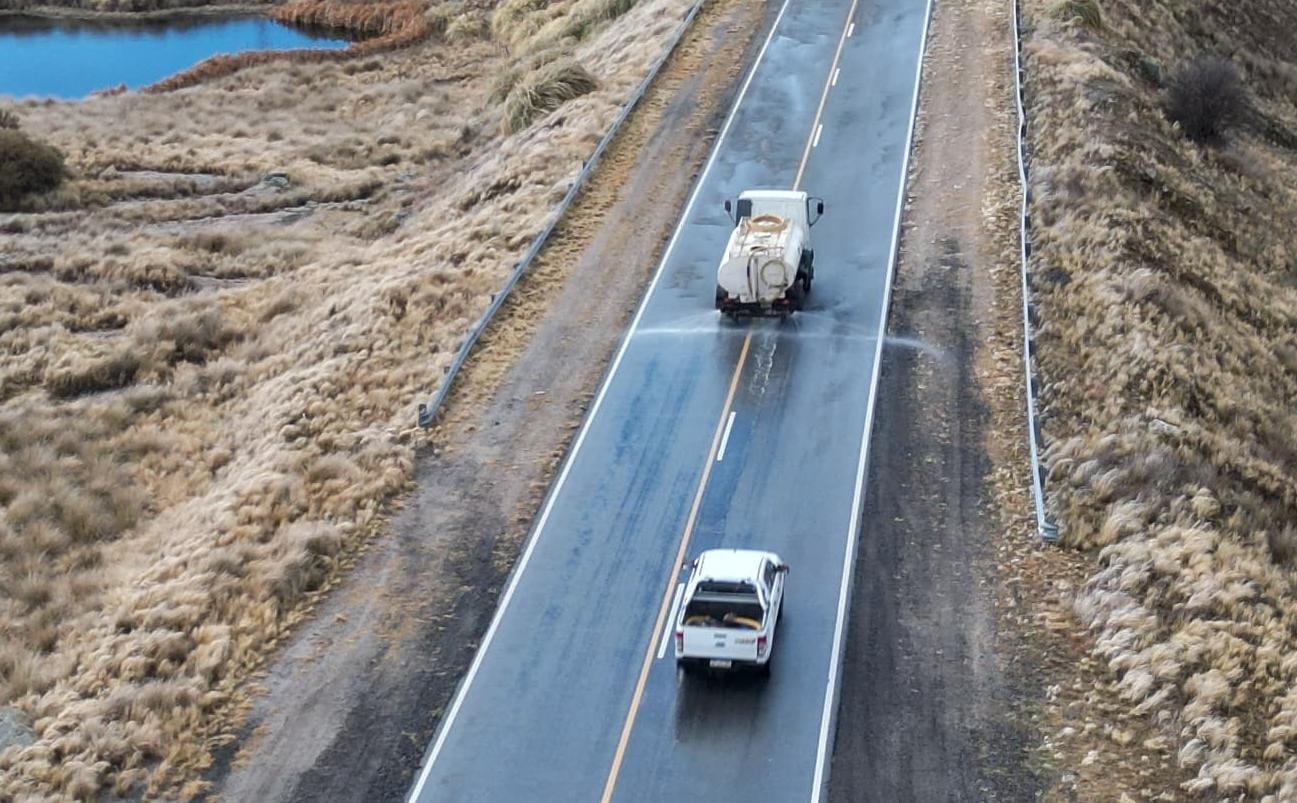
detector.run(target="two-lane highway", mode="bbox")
[407,0,931,799]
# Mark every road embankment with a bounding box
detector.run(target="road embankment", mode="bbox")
[1023,0,1297,796]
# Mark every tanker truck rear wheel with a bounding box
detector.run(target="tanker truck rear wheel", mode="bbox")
[788,281,806,312]
[800,250,815,295]
[798,270,812,296]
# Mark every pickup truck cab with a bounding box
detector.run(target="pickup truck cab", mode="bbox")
[674,549,787,676]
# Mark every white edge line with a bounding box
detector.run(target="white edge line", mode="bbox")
[407,1,797,798]
[657,583,686,660]
[716,410,738,462]
[832,67,840,86]
[808,0,935,798]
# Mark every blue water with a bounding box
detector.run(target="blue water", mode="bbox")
[0,16,350,99]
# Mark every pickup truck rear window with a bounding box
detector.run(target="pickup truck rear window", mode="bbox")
[683,593,764,629]
[697,580,757,595]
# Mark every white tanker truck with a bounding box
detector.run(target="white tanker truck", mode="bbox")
[714,189,824,318]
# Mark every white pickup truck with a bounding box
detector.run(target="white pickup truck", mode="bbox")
[715,189,824,318]
[674,549,787,676]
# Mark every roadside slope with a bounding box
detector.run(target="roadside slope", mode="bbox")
[1025,0,1297,797]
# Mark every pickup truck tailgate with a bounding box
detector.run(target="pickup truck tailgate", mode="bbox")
[681,626,760,662]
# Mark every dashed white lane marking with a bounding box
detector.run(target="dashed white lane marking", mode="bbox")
[657,583,686,660]
[832,67,840,86]
[717,411,738,462]
[813,123,824,148]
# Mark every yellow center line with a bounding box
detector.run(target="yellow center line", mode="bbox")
[599,331,752,803]
[793,0,861,191]
[599,6,858,798]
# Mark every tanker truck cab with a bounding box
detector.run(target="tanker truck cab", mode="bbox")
[674,549,788,676]
[715,189,824,318]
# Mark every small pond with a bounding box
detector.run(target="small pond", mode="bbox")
[0,15,351,99]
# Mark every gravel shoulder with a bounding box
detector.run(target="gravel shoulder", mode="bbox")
[826,0,1042,798]
[209,2,769,799]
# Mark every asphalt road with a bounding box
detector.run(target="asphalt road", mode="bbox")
[407,0,932,800]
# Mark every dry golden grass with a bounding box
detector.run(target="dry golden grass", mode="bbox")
[0,0,696,797]
[1025,0,1297,795]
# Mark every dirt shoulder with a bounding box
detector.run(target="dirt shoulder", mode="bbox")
[827,0,1041,797]
[828,0,1185,799]
[209,1,769,799]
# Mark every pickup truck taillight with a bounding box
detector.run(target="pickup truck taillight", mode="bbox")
[757,634,768,657]
[675,630,684,652]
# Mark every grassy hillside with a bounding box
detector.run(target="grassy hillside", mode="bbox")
[0,0,698,797]
[1024,0,1297,796]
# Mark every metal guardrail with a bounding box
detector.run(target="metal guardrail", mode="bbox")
[417,0,710,428]
[1011,0,1060,541]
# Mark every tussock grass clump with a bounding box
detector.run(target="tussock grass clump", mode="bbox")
[0,108,20,130]
[1025,0,1297,795]
[1049,0,1102,31]
[44,348,142,399]
[0,131,66,211]
[273,0,425,39]
[503,60,599,133]
[1166,56,1249,145]
[494,0,640,54]
[446,9,491,42]
[133,303,241,367]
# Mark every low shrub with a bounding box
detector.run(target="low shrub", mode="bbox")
[0,131,66,210]
[0,108,19,130]
[1166,56,1248,144]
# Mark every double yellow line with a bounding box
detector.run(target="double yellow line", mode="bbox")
[598,3,859,799]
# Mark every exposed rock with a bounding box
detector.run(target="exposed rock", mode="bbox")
[0,707,34,753]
